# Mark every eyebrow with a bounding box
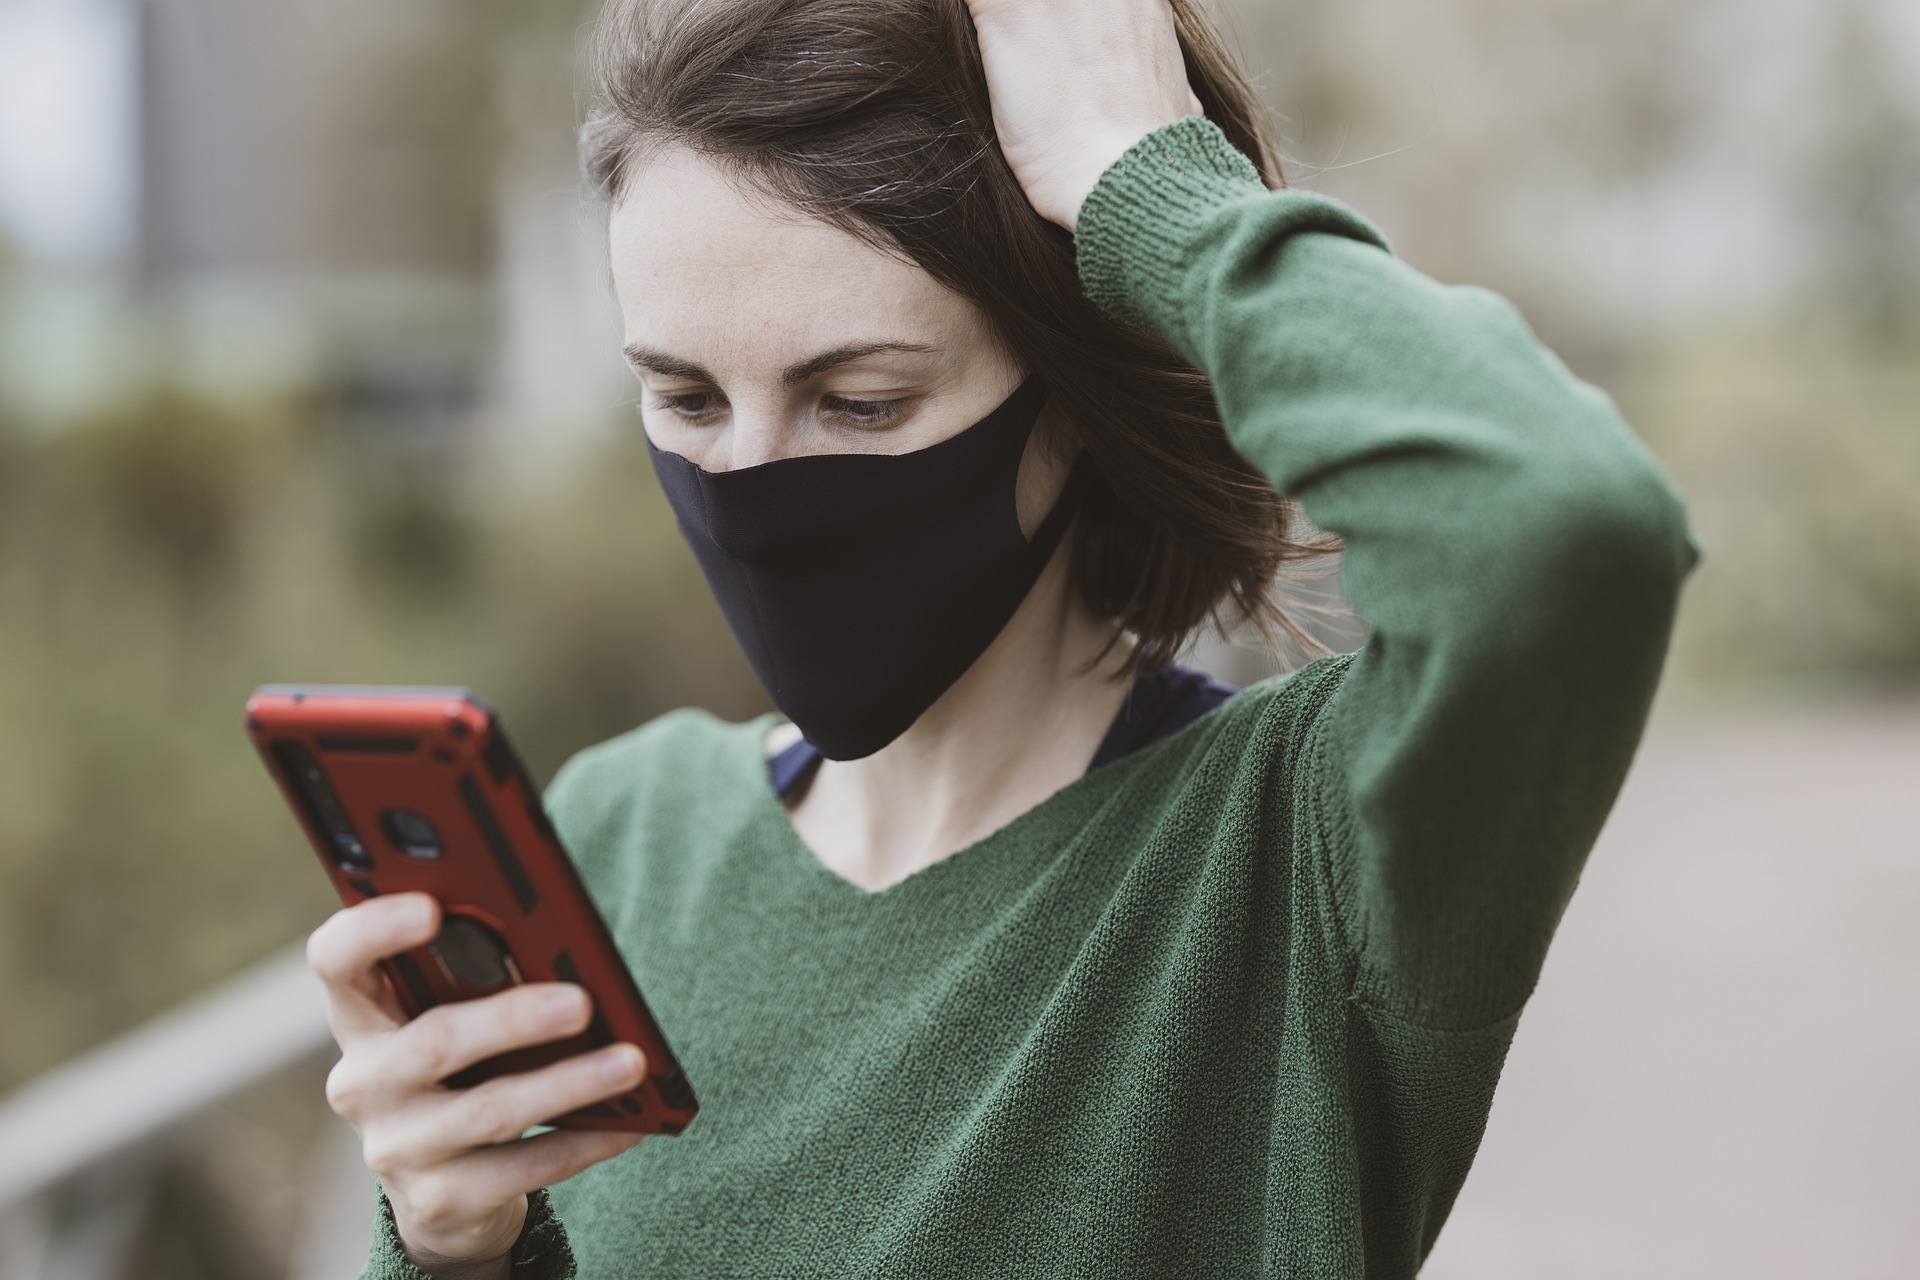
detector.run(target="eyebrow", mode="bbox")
[623,340,938,389]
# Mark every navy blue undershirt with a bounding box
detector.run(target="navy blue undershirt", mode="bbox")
[768,664,1239,802]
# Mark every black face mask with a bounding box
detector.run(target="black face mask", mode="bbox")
[647,379,1090,761]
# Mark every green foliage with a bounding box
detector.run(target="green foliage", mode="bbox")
[29,389,268,589]
[0,391,763,1093]
[1623,328,1920,687]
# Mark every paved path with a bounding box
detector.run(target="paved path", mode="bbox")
[1423,702,1920,1277]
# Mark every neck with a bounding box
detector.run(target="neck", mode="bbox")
[782,542,1133,893]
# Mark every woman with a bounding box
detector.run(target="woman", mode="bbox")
[310,0,1695,1274]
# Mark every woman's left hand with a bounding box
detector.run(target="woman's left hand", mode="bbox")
[965,0,1203,232]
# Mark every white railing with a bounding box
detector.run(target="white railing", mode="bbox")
[0,948,374,1280]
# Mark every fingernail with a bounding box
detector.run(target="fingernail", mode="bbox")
[598,1045,643,1081]
[404,895,436,929]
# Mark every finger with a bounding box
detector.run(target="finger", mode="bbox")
[437,1127,645,1207]
[380,1043,647,1166]
[443,1044,649,1149]
[307,894,440,1040]
[377,982,597,1091]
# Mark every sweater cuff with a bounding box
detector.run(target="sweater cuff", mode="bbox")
[1074,116,1392,349]
[362,1188,575,1280]
[510,1190,576,1277]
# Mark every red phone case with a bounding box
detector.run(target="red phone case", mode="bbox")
[246,684,695,1135]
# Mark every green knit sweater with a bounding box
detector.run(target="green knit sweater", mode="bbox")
[363,118,1694,1279]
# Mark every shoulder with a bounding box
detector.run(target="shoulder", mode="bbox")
[1204,651,1357,771]
[543,707,772,866]
[547,705,751,794]
[1101,652,1358,831]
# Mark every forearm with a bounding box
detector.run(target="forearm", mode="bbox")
[1077,118,1695,1025]
[365,1190,576,1280]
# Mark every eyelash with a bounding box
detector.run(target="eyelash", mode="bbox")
[653,391,722,422]
[648,392,908,428]
[823,394,908,426]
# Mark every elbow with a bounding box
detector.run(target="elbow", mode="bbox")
[1517,452,1697,657]
[1588,449,1695,593]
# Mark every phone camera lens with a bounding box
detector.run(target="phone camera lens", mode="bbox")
[381,809,443,860]
[271,740,373,873]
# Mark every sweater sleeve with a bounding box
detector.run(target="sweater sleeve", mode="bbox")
[360,1188,576,1280]
[1076,118,1696,1029]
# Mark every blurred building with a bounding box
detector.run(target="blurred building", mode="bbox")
[0,0,625,454]
[3,0,1914,443]
[135,0,492,433]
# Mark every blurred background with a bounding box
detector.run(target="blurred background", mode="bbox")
[0,0,1913,1274]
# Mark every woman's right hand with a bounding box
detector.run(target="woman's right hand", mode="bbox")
[308,893,648,1266]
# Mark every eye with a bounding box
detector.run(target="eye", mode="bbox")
[651,390,725,423]
[822,395,908,427]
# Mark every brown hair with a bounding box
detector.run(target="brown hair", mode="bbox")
[584,0,1331,670]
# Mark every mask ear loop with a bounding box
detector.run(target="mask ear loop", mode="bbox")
[1024,452,1096,552]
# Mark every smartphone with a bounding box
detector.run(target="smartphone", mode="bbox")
[246,684,695,1136]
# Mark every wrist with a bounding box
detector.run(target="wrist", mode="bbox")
[1054,121,1188,232]
[401,1244,513,1280]
[395,1197,526,1278]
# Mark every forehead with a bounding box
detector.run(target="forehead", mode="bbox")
[607,145,974,355]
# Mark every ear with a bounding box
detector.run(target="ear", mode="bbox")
[1015,400,1079,538]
